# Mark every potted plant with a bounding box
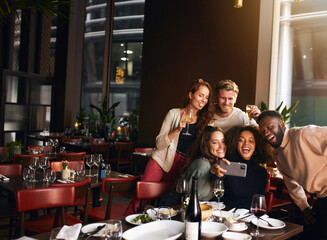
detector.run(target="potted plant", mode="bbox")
[61,160,70,180]
[120,105,139,141]
[90,96,120,137]
[260,100,299,124]
[6,140,24,160]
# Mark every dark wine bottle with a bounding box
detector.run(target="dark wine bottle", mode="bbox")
[184,176,201,240]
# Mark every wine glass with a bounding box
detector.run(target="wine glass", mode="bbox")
[86,154,94,177]
[250,194,267,237]
[22,168,32,182]
[53,139,59,154]
[213,179,224,222]
[105,220,123,240]
[76,164,86,177]
[94,154,102,177]
[45,169,56,183]
[39,157,49,181]
[29,157,39,182]
[182,109,194,136]
[105,164,111,177]
[176,178,189,212]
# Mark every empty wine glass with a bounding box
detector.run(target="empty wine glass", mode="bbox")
[250,194,267,237]
[53,139,59,154]
[29,157,39,182]
[22,168,32,182]
[76,164,86,177]
[105,220,123,240]
[86,154,94,177]
[39,157,49,181]
[94,154,102,177]
[105,164,111,177]
[45,169,56,183]
[213,179,224,222]
[176,178,189,212]
[182,109,194,136]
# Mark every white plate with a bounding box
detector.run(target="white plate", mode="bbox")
[146,208,177,218]
[228,224,248,232]
[251,218,286,230]
[213,210,240,219]
[125,214,155,226]
[222,232,252,240]
[81,223,107,237]
[201,201,226,210]
[201,221,228,238]
[123,220,184,240]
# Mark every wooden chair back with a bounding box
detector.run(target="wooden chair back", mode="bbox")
[136,181,172,212]
[50,161,84,172]
[13,153,47,168]
[15,186,75,237]
[0,163,22,176]
[91,142,112,163]
[57,152,86,161]
[111,142,133,171]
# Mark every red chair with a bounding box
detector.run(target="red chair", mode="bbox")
[136,181,172,212]
[27,145,53,153]
[90,138,105,143]
[86,176,139,221]
[62,138,81,143]
[0,164,21,239]
[50,178,91,225]
[15,186,75,237]
[0,164,22,176]
[57,152,86,161]
[13,153,47,168]
[51,161,84,172]
[91,142,112,163]
[109,142,133,171]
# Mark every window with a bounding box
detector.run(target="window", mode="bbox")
[273,0,327,126]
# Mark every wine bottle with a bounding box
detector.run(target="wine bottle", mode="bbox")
[184,176,201,240]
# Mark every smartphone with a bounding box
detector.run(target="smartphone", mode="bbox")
[220,161,247,177]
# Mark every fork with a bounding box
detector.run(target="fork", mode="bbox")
[260,217,277,227]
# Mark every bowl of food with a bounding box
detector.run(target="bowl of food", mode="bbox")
[222,232,252,240]
[224,217,247,231]
[200,203,214,221]
[201,221,228,238]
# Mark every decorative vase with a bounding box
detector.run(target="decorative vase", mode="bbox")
[62,168,70,180]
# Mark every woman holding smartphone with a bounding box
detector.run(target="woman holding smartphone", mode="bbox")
[124,78,215,215]
[211,125,274,209]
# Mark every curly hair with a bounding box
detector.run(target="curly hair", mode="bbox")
[257,110,284,123]
[182,126,224,173]
[182,79,215,135]
[225,125,274,165]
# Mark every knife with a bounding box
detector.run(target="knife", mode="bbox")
[84,224,106,239]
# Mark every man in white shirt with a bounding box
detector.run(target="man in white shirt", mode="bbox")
[211,79,261,132]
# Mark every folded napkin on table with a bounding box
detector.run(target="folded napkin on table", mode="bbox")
[118,174,132,178]
[56,223,82,240]
[57,179,75,183]
[0,174,9,182]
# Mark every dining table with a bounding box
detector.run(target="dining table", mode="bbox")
[31,213,303,240]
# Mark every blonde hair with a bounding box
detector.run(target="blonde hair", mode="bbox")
[215,79,239,97]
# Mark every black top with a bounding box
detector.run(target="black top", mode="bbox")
[213,154,267,209]
[176,122,198,155]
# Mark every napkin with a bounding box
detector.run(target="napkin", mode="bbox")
[57,179,75,183]
[56,223,82,240]
[118,174,132,178]
[0,174,9,182]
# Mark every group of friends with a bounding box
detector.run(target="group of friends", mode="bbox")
[125,79,327,239]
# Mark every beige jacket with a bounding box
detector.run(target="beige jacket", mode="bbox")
[276,125,327,211]
[152,108,181,172]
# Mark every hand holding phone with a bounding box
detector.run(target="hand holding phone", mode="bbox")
[219,161,247,177]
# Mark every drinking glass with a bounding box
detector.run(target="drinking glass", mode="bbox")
[53,139,59,154]
[105,220,123,240]
[157,206,172,220]
[45,169,56,183]
[250,194,267,237]
[22,168,32,181]
[39,157,49,181]
[94,154,102,177]
[213,179,224,222]
[76,164,86,177]
[105,164,111,177]
[176,178,189,212]
[86,155,94,177]
[246,104,255,120]
[182,109,194,136]
[29,157,39,182]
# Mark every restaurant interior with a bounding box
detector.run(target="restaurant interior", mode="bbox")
[0,0,327,239]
